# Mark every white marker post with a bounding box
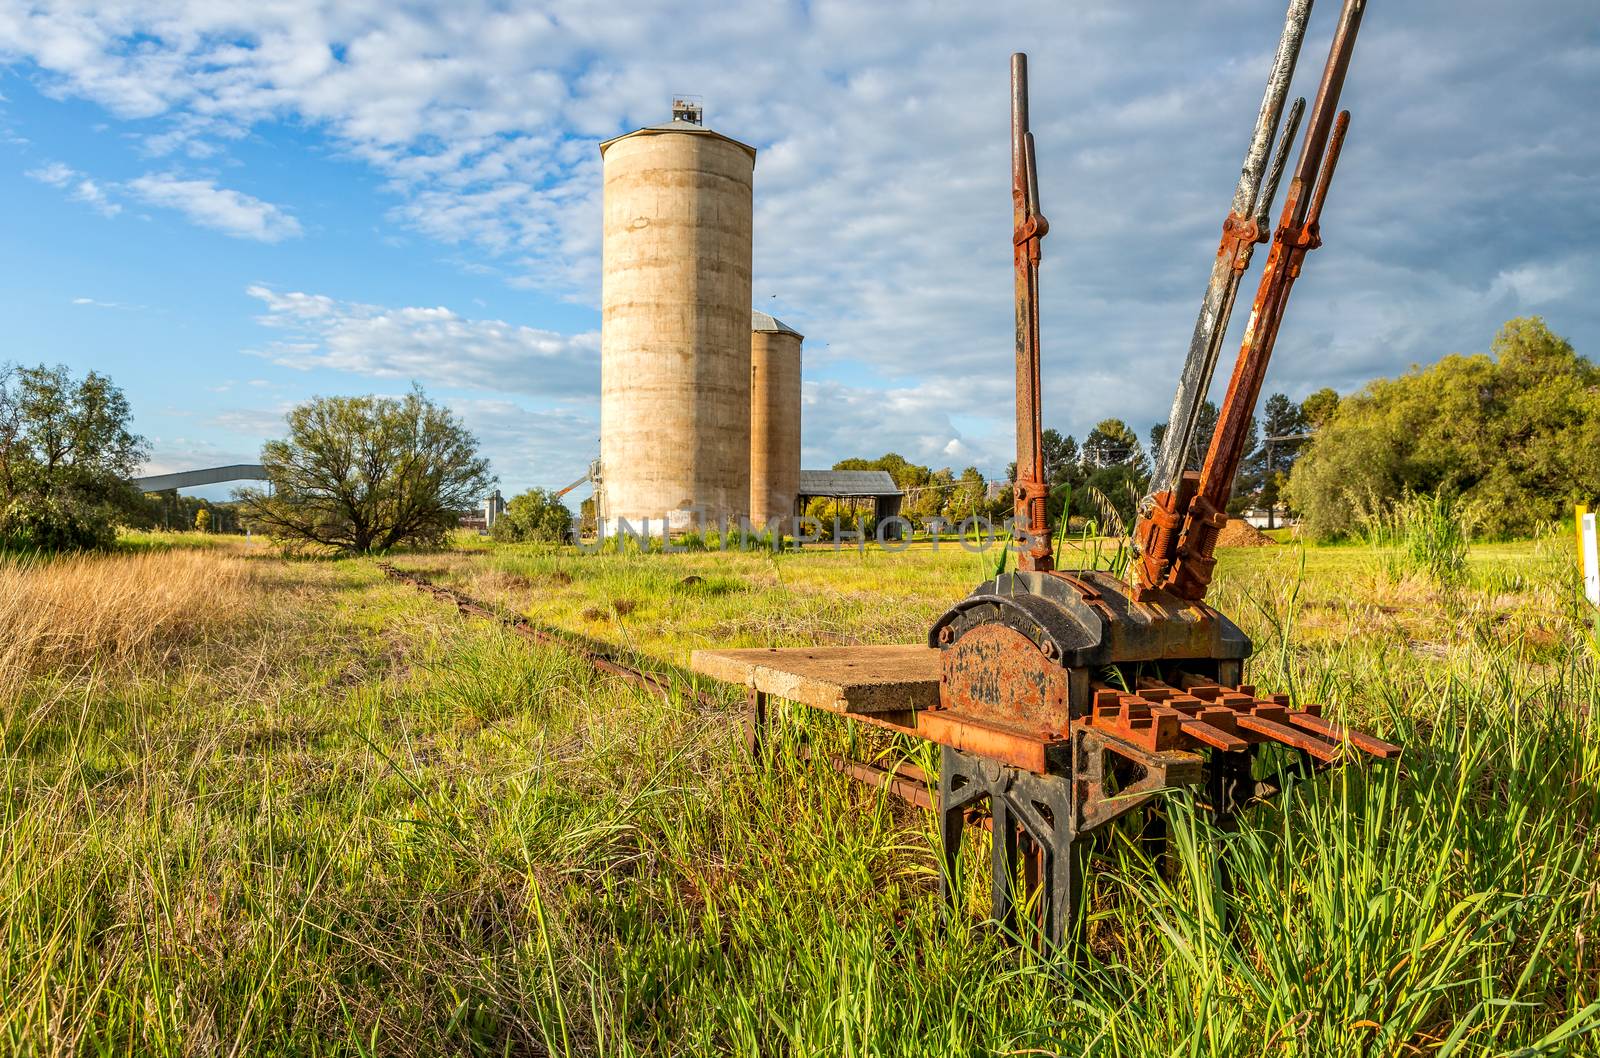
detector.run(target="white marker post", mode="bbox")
[1581,507,1599,608]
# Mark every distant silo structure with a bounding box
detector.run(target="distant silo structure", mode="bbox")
[749,311,803,534]
[598,99,756,534]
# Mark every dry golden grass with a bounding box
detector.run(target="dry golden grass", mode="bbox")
[0,547,258,703]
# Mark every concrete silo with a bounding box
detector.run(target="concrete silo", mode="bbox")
[749,310,803,534]
[598,101,756,535]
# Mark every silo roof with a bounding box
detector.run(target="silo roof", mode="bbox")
[599,120,757,161]
[752,310,803,339]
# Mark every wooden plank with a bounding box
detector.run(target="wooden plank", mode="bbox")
[689,645,942,714]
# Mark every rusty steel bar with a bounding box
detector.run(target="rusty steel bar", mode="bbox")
[1163,0,1367,601]
[1146,0,1314,508]
[1290,710,1401,758]
[1010,52,1053,572]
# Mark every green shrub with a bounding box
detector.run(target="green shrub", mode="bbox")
[491,488,574,544]
[0,496,119,552]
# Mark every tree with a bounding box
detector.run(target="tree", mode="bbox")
[1082,419,1147,474]
[1300,387,1340,430]
[194,508,211,532]
[1080,419,1150,529]
[0,363,146,550]
[1244,393,1308,527]
[1287,317,1600,538]
[951,467,987,519]
[1149,400,1219,475]
[239,387,491,553]
[492,488,574,543]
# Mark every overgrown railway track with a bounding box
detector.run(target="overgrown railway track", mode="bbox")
[373,559,944,813]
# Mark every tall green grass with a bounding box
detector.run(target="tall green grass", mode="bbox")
[1,543,1596,1054]
[1358,489,1480,591]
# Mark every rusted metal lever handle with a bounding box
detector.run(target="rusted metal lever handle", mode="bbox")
[1254,97,1306,235]
[1305,110,1350,230]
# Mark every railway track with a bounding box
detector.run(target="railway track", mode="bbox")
[373,560,941,811]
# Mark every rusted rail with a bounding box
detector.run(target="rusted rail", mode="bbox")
[377,561,953,817]
[375,561,720,710]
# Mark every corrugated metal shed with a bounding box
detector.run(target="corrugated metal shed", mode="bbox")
[797,470,901,497]
[752,310,803,338]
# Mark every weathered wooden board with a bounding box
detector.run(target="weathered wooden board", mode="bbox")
[690,645,942,714]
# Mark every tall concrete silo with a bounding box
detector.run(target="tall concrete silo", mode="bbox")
[598,100,756,534]
[749,310,803,534]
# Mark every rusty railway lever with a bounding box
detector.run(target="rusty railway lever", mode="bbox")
[1011,52,1053,573]
[1137,0,1366,602]
[1144,0,1314,521]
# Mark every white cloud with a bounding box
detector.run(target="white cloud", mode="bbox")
[26,160,76,186]
[5,1,1599,474]
[246,284,598,398]
[71,295,141,309]
[71,176,120,216]
[1490,259,1582,307]
[127,174,301,242]
[444,397,599,495]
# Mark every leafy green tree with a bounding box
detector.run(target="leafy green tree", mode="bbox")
[239,387,491,553]
[1243,393,1308,526]
[907,467,954,525]
[1287,317,1600,538]
[1300,387,1340,430]
[492,488,574,543]
[1077,419,1150,528]
[1082,418,1145,473]
[0,363,146,550]
[950,467,988,519]
[1149,400,1220,475]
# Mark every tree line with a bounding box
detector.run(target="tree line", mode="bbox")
[2,315,1590,553]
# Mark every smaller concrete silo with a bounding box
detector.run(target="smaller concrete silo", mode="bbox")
[749,310,803,535]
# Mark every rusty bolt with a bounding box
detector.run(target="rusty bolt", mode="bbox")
[938,626,955,645]
[1040,640,1058,659]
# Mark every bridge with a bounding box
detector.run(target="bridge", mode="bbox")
[133,463,268,492]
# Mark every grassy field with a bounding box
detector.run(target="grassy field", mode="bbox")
[1,532,1597,1055]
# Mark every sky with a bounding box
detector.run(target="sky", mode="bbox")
[1,0,1596,502]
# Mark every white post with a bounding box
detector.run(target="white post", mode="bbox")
[1581,509,1598,607]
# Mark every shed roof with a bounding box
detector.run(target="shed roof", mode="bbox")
[798,470,902,497]
[599,120,757,161]
[752,310,803,339]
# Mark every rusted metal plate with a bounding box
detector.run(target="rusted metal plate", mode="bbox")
[689,645,941,714]
[917,709,1054,773]
[941,623,1070,734]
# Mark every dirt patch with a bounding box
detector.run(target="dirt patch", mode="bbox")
[582,598,638,622]
[1216,519,1276,548]
[482,570,533,591]
[548,570,574,585]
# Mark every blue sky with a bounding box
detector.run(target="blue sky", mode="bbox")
[1,0,1596,502]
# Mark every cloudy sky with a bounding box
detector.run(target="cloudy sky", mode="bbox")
[1,0,1595,499]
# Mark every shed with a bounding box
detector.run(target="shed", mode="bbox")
[796,470,904,538]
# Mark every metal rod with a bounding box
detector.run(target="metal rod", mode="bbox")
[1010,52,1053,571]
[1146,0,1314,507]
[1255,96,1307,231]
[1165,0,1366,601]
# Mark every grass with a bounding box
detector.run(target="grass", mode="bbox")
[0,531,1596,1055]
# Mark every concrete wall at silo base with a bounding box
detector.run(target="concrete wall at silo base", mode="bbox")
[599,129,754,533]
[750,329,802,535]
